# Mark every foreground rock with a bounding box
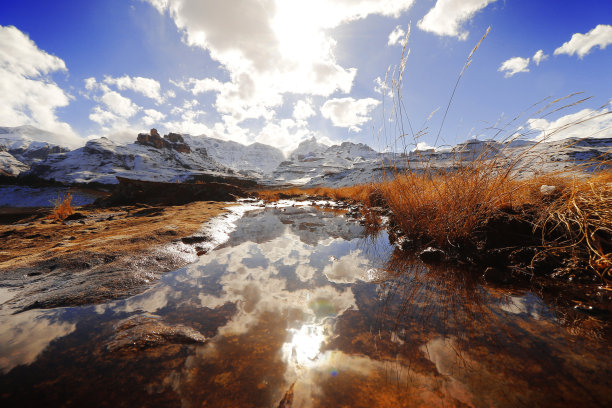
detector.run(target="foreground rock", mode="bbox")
[107,314,207,352]
[0,201,233,312]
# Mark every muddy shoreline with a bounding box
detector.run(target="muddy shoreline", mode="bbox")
[0,201,235,312]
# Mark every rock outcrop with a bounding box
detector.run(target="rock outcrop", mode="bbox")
[136,128,191,153]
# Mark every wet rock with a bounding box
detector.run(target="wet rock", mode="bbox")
[107,314,207,352]
[277,382,295,408]
[418,247,446,263]
[508,247,538,266]
[181,235,210,245]
[395,236,414,251]
[482,267,512,284]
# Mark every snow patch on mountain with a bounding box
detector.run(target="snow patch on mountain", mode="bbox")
[288,136,329,161]
[183,135,285,175]
[27,136,236,184]
[0,148,29,176]
[0,125,82,150]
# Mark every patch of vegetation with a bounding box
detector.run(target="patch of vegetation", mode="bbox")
[48,193,74,221]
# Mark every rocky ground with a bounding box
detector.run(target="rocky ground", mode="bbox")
[0,201,233,312]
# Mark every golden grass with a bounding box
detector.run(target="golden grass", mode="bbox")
[255,184,374,203]
[48,193,74,221]
[539,172,612,278]
[254,168,611,280]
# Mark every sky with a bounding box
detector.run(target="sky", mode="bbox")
[0,0,611,152]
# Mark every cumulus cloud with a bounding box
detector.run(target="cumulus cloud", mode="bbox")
[532,49,547,66]
[104,75,163,100]
[321,97,381,131]
[498,56,530,78]
[0,25,77,139]
[145,0,414,125]
[100,90,140,117]
[293,99,315,120]
[387,25,406,46]
[418,0,496,40]
[554,24,612,58]
[527,101,612,142]
[84,77,143,135]
[88,106,119,126]
[255,117,319,152]
[142,108,166,126]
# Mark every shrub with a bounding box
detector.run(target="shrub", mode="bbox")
[49,192,74,221]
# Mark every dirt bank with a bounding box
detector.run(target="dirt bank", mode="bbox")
[0,201,233,312]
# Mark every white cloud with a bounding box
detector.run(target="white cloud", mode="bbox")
[417,0,496,40]
[190,77,225,94]
[414,141,435,151]
[85,77,141,118]
[89,106,119,126]
[374,76,393,97]
[145,0,415,124]
[498,56,530,78]
[387,25,406,46]
[104,75,163,100]
[321,97,381,131]
[527,101,612,142]
[293,99,315,120]
[84,77,142,136]
[532,49,547,66]
[0,25,77,138]
[100,90,140,118]
[142,108,166,126]
[255,117,318,152]
[554,24,612,58]
[84,77,97,91]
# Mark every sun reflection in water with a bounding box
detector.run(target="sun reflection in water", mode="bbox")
[282,323,326,369]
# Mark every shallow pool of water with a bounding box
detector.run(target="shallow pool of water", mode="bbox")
[0,206,610,407]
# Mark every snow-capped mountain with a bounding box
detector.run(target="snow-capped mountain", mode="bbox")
[0,125,80,149]
[0,147,29,176]
[272,139,383,185]
[0,125,72,168]
[183,135,285,175]
[27,133,237,185]
[288,136,329,161]
[1,123,609,187]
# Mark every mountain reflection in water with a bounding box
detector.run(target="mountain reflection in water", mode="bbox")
[0,206,610,407]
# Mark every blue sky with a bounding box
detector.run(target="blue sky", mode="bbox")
[1,0,611,152]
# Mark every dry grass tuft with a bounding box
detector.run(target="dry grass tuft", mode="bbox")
[255,184,375,204]
[49,193,74,221]
[539,172,612,279]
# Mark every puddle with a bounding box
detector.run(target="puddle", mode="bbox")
[0,206,610,407]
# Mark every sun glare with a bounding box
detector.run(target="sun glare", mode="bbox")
[272,2,328,63]
[282,323,326,369]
